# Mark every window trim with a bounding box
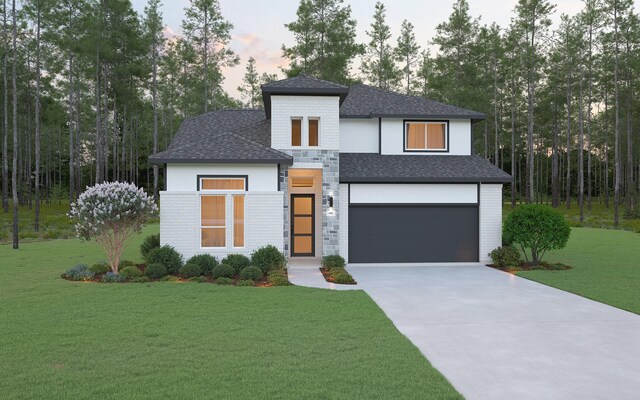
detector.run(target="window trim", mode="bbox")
[291,117,303,147]
[200,194,226,249]
[403,120,449,153]
[308,117,320,147]
[197,175,248,191]
[232,194,245,249]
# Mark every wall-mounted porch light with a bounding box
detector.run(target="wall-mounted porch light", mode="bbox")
[326,192,336,216]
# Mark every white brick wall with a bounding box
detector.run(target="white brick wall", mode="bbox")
[271,96,340,150]
[339,183,349,262]
[479,184,503,264]
[160,191,284,261]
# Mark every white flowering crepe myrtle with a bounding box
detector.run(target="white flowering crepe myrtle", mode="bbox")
[69,182,158,273]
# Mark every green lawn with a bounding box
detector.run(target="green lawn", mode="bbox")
[0,225,461,400]
[517,227,640,314]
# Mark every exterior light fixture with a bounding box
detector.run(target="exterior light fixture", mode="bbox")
[327,193,336,216]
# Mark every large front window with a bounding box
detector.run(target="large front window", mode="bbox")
[405,121,447,151]
[201,196,225,248]
[199,176,246,248]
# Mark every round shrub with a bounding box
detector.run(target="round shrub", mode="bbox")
[328,267,346,276]
[489,246,523,268]
[140,233,160,258]
[504,205,571,265]
[221,254,251,274]
[62,264,95,281]
[189,276,207,283]
[160,275,181,282]
[322,255,345,270]
[212,263,235,279]
[89,262,110,275]
[236,280,255,287]
[144,263,168,279]
[119,260,136,269]
[267,270,291,286]
[215,277,234,285]
[180,262,203,278]
[145,245,183,275]
[239,266,263,281]
[251,245,286,274]
[186,254,218,275]
[120,266,142,280]
[130,276,151,283]
[332,272,355,284]
[101,272,125,283]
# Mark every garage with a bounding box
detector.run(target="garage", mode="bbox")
[348,205,479,263]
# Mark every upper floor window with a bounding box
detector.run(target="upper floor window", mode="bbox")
[291,118,302,146]
[309,118,319,147]
[405,121,448,152]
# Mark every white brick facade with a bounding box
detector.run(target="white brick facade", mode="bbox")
[479,184,503,264]
[270,96,340,150]
[160,191,284,260]
[338,183,349,261]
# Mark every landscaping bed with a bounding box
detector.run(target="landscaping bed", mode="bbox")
[487,261,572,274]
[319,255,357,284]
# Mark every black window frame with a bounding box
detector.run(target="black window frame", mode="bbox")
[403,119,450,153]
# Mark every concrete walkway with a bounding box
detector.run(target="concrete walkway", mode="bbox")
[288,258,358,290]
[348,264,640,400]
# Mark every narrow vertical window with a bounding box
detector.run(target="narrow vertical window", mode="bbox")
[291,118,302,146]
[233,195,244,247]
[308,118,319,146]
[201,196,225,248]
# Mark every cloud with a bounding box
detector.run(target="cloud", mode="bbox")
[232,32,286,71]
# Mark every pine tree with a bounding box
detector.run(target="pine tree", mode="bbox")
[283,0,363,83]
[360,1,399,90]
[394,20,420,95]
[237,57,262,109]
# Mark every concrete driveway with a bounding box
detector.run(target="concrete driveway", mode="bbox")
[348,264,640,400]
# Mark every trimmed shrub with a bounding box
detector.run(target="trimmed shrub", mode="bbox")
[504,205,571,265]
[332,272,355,284]
[189,276,207,283]
[268,270,291,286]
[101,272,125,283]
[215,277,234,285]
[119,260,136,268]
[144,263,168,279]
[236,280,255,287]
[239,266,263,281]
[251,245,286,274]
[328,267,346,276]
[130,276,151,283]
[180,263,203,278]
[160,275,181,282]
[62,264,95,281]
[145,245,183,275]
[489,246,523,269]
[212,263,235,279]
[221,254,251,274]
[140,233,160,258]
[186,254,218,276]
[89,263,110,275]
[120,266,142,280]
[322,255,345,270]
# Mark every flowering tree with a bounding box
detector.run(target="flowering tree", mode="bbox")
[69,182,158,273]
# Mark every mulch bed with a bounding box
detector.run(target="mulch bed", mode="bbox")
[319,268,357,285]
[487,262,572,274]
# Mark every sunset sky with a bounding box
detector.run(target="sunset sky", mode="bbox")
[130,0,637,99]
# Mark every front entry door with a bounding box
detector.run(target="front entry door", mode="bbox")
[291,194,315,256]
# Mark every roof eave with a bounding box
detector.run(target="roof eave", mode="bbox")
[149,157,293,166]
[340,176,511,184]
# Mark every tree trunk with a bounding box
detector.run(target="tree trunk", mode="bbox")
[2,0,7,213]
[203,7,208,113]
[34,4,41,231]
[587,20,594,211]
[577,46,585,222]
[152,30,159,200]
[613,5,621,226]
[552,94,559,208]
[566,66,572,210]
[11,0,18,248]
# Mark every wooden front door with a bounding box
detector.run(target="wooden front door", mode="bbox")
[291,194,315,257]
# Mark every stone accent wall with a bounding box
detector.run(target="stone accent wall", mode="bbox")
[280,150,340,257]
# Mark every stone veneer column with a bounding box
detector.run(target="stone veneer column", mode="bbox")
[280,150,340,257]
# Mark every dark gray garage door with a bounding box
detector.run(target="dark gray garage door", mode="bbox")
[348,205,479,263]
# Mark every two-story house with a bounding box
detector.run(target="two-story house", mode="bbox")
[148,75,511,265]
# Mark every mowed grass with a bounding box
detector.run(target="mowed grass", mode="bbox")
[0,225,461,400]
[517,227,640,314]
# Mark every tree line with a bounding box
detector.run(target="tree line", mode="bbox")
[1,0,638,249]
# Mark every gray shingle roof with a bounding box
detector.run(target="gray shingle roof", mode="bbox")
[340,85,486,121]
[262,74,349,91]
[340,153,511,183]
[148,110,292,165]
